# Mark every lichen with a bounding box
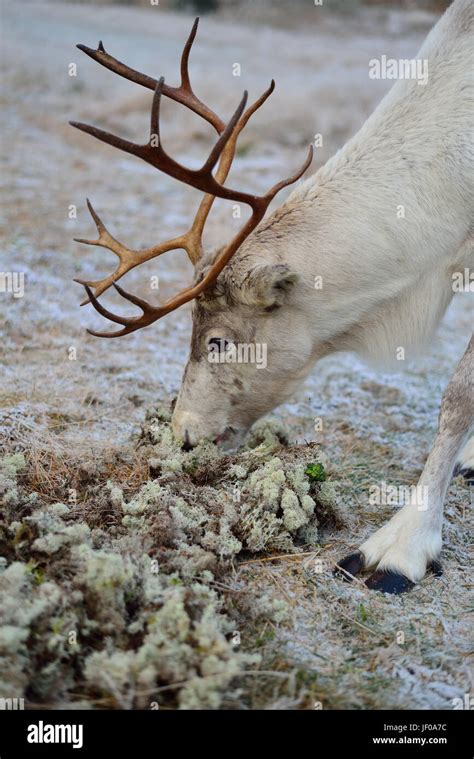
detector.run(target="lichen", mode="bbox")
[29,504,91,555]
[0,405,337,709]
[0,453,26,507]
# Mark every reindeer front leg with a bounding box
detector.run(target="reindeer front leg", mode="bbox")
[336,335,473,594]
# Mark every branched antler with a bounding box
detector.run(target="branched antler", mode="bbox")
[76,19,225,133]
[71,18,313,336]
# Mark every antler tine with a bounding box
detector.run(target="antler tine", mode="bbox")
[76,41,157,91]
[265,144,314,202]
[197,144,315,286]
[73,198,123,253]
[179,17,198,95]
[74,199,187,305]
[76,18,225,134]
[69,119,141,161]
[187,79,276,261]
[73,198,129,305]
[70,81,252,204]
[85,284,159,338]
[198,91,249,176]
[85,281,181,338]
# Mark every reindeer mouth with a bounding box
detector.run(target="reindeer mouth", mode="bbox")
[213,426,245,451]
[180,426,245,452]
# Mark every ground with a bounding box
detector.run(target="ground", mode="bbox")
[0,0,472,710]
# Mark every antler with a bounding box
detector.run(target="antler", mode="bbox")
[71,19,313,337]
[76,19,225,134]
[71,19,277,304]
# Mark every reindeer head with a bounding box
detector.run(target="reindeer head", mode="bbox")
[71,19,313,450]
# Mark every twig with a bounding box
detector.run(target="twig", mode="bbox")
[240,550,318,567]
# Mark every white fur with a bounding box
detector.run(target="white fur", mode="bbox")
[279,0,474,366]
[360,505,443,584]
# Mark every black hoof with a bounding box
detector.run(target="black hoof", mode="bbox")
[428,559,443,577]
[334,551,365,582]
[365,569,415,594]
[457,467,474,485]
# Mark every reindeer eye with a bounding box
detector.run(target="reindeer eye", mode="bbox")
[208,337,232,353]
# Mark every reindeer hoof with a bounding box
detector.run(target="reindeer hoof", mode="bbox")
[456,467,474,485]
[334,554,442,593]
[365,570,414,594]
[334,551,365,582]
[428,559,443,577]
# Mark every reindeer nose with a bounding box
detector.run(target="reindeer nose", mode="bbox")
[181,429,195,452]
[172,409,207,449]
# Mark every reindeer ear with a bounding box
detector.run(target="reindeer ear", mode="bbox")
[241,264,299,307]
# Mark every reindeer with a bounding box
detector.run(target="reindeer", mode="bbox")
[70,0,473,594]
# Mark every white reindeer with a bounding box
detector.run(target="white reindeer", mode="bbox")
[71,0,473,594]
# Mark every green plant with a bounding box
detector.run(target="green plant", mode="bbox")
[305,463,327,482]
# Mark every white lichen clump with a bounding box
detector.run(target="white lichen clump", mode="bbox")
[0,406,335,709]
[0,453,26,507]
